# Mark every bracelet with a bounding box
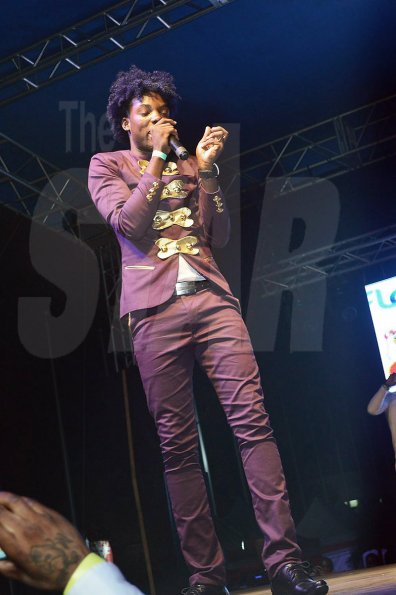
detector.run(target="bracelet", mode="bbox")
[152,150,167,161]
[201,184,220,194]
[64,553,104,594]
[198,163,219,179]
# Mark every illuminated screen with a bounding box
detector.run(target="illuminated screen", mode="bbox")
[365,276,396,391]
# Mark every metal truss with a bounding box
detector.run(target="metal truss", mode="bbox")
[0,131,130,361]
[223,94,396,203]
[2,93,395,232]
[1,87,396,317]
[97,243,134,369]
[253,224,396,297]
[0,132,106,240]
[0,0,233,107]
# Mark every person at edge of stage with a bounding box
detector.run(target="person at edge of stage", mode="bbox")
[88,65,329,595]
[0,491,142,594]
[367,373,396,468]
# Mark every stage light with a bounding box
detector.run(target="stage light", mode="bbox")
[344,499,359,508]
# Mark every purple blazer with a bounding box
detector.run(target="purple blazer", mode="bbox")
[88,150,233,317]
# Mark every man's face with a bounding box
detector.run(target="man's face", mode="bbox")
[122,92,170,154]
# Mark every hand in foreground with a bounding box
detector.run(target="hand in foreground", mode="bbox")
[196,126,228,169]
[0,492,89,591]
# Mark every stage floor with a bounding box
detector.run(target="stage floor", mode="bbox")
[234,564,396,594]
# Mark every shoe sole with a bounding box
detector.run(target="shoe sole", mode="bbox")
[271,584,329,595]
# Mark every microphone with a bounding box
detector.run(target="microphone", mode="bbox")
[169,135,189,160]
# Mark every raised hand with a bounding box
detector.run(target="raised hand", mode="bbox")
[196,126,228,170]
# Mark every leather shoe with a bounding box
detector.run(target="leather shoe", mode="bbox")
[271,562,328,594]
[181,585,230,595]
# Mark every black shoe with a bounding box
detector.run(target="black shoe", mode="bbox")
[181,585,230,595]
[271,562,329,595]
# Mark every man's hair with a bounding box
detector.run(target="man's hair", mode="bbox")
[107,65,180,144]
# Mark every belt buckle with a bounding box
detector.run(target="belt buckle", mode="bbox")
[174,281,203,297]
[178,282,195,296]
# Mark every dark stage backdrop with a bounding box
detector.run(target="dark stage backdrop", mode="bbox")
[1,0,396,591]
[1,158,396,594]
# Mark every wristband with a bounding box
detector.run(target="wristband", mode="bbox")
[64,553,104,594]
[198,163,219,179]
[202,185,220,194]
[152,150,167,161]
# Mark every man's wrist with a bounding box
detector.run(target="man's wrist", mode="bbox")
[198,163,219,179]
[64,553,104,594]
[152,150,167,161]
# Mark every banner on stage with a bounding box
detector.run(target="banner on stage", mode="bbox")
[365,275,396,390]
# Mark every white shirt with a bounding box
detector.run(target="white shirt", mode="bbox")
[68,561,145,595]
[177,255,205,282]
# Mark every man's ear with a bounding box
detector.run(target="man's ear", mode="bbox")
[122,118,130,132]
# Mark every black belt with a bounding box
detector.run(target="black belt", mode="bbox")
[173,280,210,297]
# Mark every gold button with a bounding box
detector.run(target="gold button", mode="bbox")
[161,246,168,252]
[180,214,186,221]
[169,214,174,221]
[176,244,181,251]
[154,216,162,223]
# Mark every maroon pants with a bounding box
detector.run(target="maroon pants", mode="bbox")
[129,289,301,586]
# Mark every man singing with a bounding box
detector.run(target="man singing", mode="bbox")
[88,65,328,595]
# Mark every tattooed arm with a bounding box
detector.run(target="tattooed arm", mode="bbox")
[0,492,88,591]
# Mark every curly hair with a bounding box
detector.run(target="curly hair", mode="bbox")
[107,65,180,144]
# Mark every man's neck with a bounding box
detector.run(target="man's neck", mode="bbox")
[129,143,152,161]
